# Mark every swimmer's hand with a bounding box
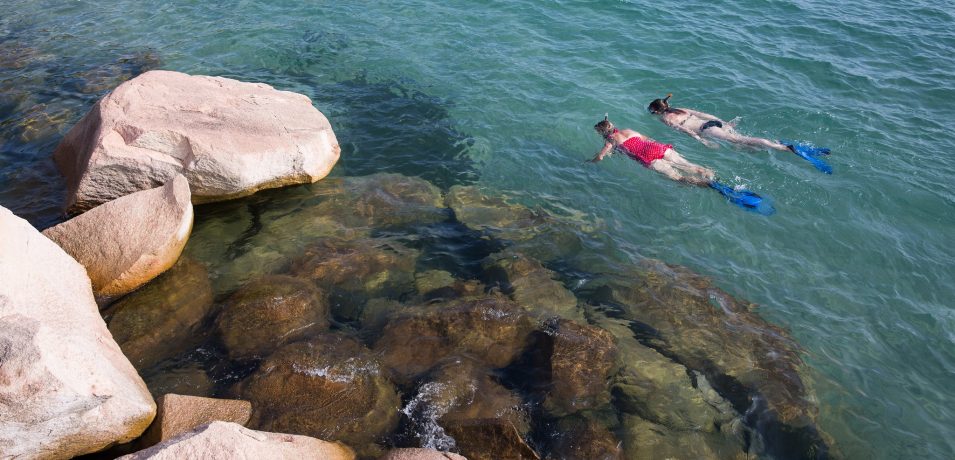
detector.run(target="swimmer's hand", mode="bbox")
[703,139,719,149]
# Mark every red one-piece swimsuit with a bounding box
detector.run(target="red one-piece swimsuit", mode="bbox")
[618,135,670,167]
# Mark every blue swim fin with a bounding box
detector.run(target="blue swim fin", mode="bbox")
[709,181,775,215]
[781,140,833,174]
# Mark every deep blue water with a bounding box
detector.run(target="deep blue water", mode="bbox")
[2,0,954,458]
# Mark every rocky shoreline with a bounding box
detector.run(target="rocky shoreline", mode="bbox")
[1,70,833,459]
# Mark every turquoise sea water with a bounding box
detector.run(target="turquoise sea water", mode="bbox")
[2,0,954,458]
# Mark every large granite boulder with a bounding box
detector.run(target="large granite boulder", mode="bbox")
[118,421,355,460]
[0,206,156,459]
[53,70,340,212]
[42,174,192,303]
[241,334,401,457]
[106,257,214,370]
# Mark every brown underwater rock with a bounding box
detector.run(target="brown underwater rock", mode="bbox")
[106,257,213,371]
[215,275,328,360]
[241,334,401,456]
[543,318,618,416]
[289,237,418,321]
[374,296,536,385]
[402,357,530,454]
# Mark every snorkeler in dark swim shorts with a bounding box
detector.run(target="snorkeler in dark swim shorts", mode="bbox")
[647,93,792,152]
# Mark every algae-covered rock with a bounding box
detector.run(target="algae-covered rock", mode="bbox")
[309,173,447,229]
[289,238,417,321]
[215,275,328,360]
[374,296,535,385]
[584,260,827,458]
[445,186,589,262]
[241,334,400,456]
[543,318,617,416]
[482,251,581,321]
[106,257,213,371]
[595,316,736,432]
[619,414,751,460]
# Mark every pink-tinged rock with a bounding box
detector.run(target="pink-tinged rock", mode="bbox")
[0,206,156,459]
[378,448,468,460]
[54,69,340,212]
[140,394,252,447]
[42,174,193,303]
[119,421,355,460]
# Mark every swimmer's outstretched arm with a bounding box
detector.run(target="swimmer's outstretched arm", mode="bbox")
[588,142,614,163]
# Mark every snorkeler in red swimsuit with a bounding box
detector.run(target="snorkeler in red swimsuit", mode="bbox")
[590,117,714,186]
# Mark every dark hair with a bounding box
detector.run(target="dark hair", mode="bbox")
[648,93,679,114]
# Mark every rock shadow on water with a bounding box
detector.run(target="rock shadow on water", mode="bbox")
[310,75,480,190]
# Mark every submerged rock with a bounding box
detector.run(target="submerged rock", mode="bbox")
[289,237,417,321]
[142,362,215,400]
[445,185,589,262]
[193,173,445,295]
[215,275,328,360]
[241,334,400,456]
[53,70,340,212]
[546,411,622,460]
[584,260,827,458]
[596,316,737,433]
[106,257,214,371]
[307,173,447,230]
[42,174,193,303]
[374,296,536,385]
[543,319,618,416]
[118,421,355,460]
[0,206,155,459]
[444,419,540,460]
[402,357,529,453]
[482,251,581,321]
[619,414,752,460]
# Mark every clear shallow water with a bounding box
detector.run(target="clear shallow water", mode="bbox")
[2,0,954,458]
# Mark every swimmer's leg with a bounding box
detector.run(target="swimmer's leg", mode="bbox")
[663,149,715,180]
[650,160,709,186]
[704,127,789,151]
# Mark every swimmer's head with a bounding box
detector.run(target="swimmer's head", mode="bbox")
[648,93,673,114]
[594,114,614,136]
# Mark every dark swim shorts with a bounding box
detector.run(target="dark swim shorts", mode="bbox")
[700,120,723,131]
